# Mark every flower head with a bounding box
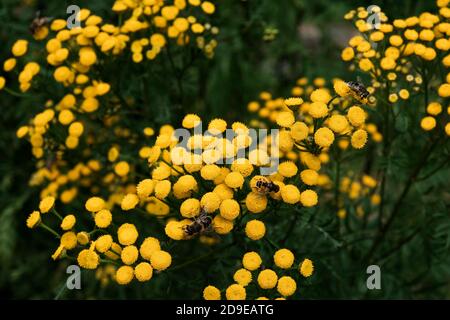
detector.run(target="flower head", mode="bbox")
[314,127,335,147]
[140,237,161,261]
[281,185,301,204]
[95,209,112,228]
[276,111,295,127]
[150,250,172,270]
[121,193,139,210]
[95,235,113,253]
[180,198,201,218]
[61,231,77,250]
[77,248,99,269]
[245,220,266,240]
[334,80,350,97]
[242,251,262,271]
[203,285,221,300]
[26,211,41,228]
[277,276,297,296]
[300,258,314,277]
[300,190,318,207]
[233,268,252,286]
[300,169,319,186]
[257,269,278,289]
[284,97,303,111]
[274,248,295,269]
[39,196,55,213]
[421,116,436,131]
[225,284,246,300]
[351,129,368,149]
[347,106,366,127]
[117,223,138,246]
[135,262,153,282]
[85,197,105,212]
[219,199,240,220]
[182,114,201,129]
[116,265,134,285]
[121,245,139,265]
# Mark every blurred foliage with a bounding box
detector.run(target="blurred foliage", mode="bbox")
[0,0,448,300]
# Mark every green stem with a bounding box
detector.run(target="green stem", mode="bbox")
[169,251,214,272]
[416,157,450,181]
[40,223,60,239]
[327,94,339,109]
[421,62,429,108]
[334,153,341,209]
[161,159,185,175]
[54,279,68,300]
[169,242,236,272]
[264,237,280,249]
[2,87,30,97]
[89,229,108,236]
[377,84,392,230]
[281,212,299,245]
[100,259,119,266]
[52,208,63,221]
[365,137,440,262]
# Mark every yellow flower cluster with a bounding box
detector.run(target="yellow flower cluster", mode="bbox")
[116,115,326,243]
[248,77,376,157]
[8,0,448,298]
[342,2,450,136]
[203,249,314,300]
[95,265,117,287]
[25,112,326,286]
[111,0,219,61]
[9,2,217,162]
[336,174,380,219]
[30,194,172,285]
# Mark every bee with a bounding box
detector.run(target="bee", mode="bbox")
[183,208,212,237]
[254,176,280,194]
[29,11,52,38]
[347,79,370,104]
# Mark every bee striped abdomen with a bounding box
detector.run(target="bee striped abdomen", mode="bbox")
[255,178,280,194]
[347,81,370,102]
[183,210,212,236]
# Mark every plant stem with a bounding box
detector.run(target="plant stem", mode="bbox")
[100,259,119,266]
[52,208,63,221]
[327,95,339,109]
[365,137,440,262]
[54,279,67,300]
[40,223,60,239]
[416,157,450,181]
[264,237,280,249]
[377,84,392,230]
[170,242,235,272]
[160,158,185,175]
[334,152,341,209]
[281,211,299,245]
[377,227,422,265]
[3,87,30,97]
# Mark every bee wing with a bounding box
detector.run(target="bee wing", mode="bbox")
[356,75,363,85]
